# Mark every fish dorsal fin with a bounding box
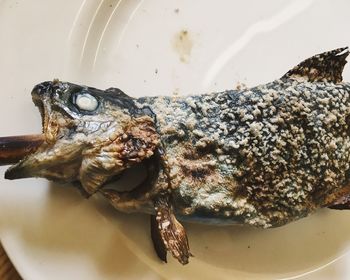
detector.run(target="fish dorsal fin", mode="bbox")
[282,47,349,83]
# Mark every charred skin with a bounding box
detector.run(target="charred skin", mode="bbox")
[139,78,350,228]
[3,47,350,264]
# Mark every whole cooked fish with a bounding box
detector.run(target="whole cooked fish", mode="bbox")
[2,47,350,264]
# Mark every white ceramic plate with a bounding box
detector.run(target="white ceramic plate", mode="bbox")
[1,0,350,279]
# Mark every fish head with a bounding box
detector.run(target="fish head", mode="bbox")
[5,80,160,195]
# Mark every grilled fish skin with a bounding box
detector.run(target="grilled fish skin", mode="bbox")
[3,47,350,264]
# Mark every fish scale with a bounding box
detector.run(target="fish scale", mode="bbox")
[138,79,350,228]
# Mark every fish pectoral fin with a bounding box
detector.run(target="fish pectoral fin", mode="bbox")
[282,47,349,83]
[151,196,192,265]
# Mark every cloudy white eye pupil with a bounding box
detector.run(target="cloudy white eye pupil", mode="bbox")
[75,93,98,111]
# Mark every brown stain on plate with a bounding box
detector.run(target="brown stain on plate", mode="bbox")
[173,29,193,63]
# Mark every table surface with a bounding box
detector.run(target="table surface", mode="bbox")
[0,244,21,280]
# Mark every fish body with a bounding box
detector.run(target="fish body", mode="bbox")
[138,80,350,228]
[3,47,350,264]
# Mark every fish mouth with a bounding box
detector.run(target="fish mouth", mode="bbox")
[0,82,52,169]
[2,83,71,180]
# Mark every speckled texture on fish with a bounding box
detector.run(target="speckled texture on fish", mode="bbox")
[136,48,350,228]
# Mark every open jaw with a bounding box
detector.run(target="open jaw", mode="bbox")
[3,87,82,182]
[0,83,159,200]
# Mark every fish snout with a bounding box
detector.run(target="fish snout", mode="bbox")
[31,81,54,97]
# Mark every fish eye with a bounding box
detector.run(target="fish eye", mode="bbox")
[74,92,99,112]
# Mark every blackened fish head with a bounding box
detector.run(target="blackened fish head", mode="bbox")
[5,80,160,195]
